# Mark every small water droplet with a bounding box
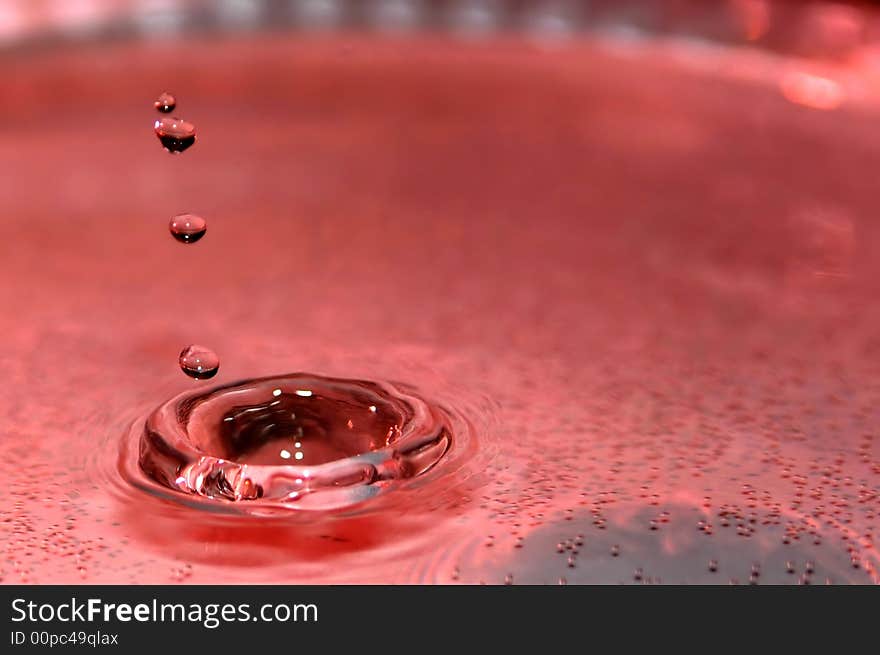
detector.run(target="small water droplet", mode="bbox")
[154,92,176,113]
[708,559,718,572]
[504,573,513,585]
[169,213,207,244]
[179,345,219,380]
[154,116,196,153]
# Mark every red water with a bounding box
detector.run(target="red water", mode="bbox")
[1,34,879,584]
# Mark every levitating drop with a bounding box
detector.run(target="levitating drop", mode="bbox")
[154,116,196,153]
[179,345,219,380]
[169,213,207,244]
[154,92,176,113]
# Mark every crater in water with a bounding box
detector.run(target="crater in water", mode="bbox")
[121,373,453,512]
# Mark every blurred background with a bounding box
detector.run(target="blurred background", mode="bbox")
[0,0,879,58]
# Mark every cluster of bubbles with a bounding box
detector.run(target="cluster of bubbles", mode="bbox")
[153,92,218,380]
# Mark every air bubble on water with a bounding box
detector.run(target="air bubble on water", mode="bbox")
[169,214,207,244]
[179,345,220,380]
[154,116,196,153]
[154,92,176,113]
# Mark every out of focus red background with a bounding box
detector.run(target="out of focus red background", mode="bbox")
[1,0,880,59]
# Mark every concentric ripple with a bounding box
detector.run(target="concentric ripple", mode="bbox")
[120,373,455,513]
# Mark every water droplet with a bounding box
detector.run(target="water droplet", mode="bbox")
[610,544,620,557]
[169,214,207,244]
[708,559,718,572]
[154,117,196,153]
[179,345,219,380]
[154,92,176,113]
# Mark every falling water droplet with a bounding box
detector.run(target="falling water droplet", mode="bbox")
[154,117,196,153]
[169,214,207,244]
[179,345,220,380]
[154,92,176,113]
